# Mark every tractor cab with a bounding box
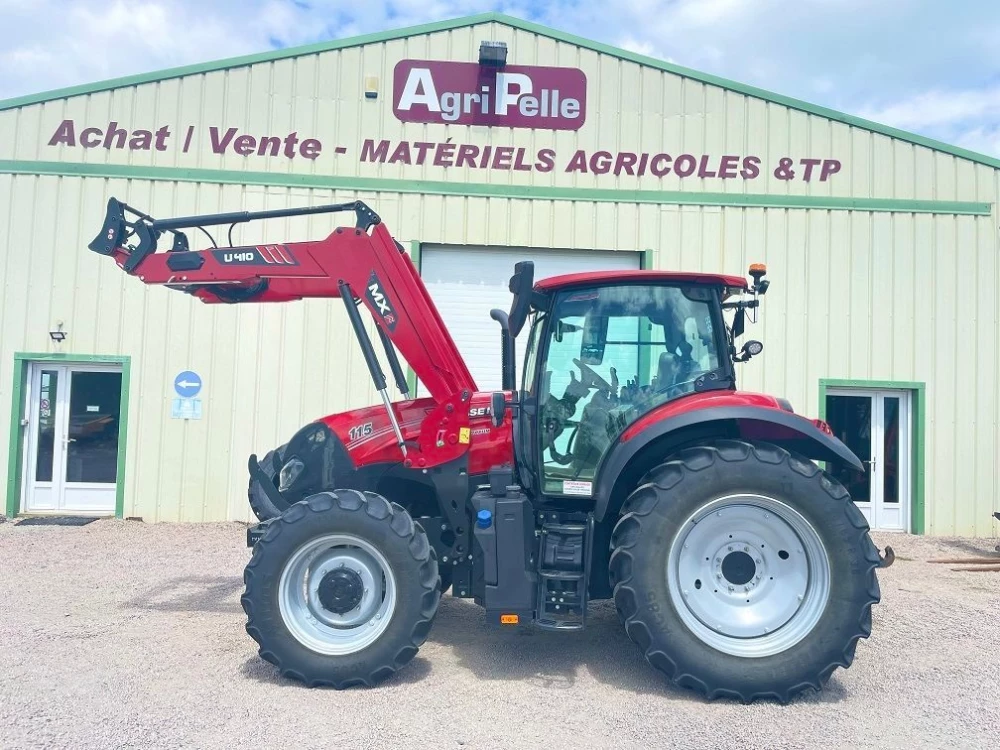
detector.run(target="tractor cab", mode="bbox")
[493,264,769,500]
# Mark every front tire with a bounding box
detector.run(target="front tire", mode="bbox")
[242,490,440,687]
[609,440,881,703]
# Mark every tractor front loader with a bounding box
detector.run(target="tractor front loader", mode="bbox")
[89,197,882,702]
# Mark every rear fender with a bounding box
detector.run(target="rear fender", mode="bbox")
[593,405,863,523]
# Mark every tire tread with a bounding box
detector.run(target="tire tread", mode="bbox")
[610,439,881,704]
[241,490,439,689]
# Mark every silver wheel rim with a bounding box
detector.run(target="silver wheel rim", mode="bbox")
[278,533,397,656]
[667,493,830,658]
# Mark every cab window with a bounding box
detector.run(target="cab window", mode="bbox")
[537,284,722,495]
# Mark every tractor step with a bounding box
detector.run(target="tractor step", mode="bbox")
[536,516,594,631]
[247,519,274,547]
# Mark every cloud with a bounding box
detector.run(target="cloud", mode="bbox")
[859,87,1000,132]
[2,0,1000,157]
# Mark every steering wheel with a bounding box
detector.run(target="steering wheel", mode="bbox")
[573,358,614,393]
[546,422,580,465]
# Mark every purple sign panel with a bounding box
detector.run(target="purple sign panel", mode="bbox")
[393,59,587,130]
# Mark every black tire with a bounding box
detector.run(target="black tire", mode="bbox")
[242,490,440,687]
[247,444,290,521]
[609,440,881,704]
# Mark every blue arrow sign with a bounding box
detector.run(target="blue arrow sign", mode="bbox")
[173,370,203,398]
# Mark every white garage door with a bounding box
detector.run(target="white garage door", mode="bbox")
[420,246,641,392]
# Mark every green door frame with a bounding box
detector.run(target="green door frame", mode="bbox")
[6,352,132,518]
[817,378,926,534]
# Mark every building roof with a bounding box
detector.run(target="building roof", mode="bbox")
[1,12,998,172]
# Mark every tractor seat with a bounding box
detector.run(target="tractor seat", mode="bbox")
[656,352,678,391]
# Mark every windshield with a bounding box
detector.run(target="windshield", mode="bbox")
[534,283,724,496]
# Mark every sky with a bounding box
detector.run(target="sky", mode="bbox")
[2,0,999,157]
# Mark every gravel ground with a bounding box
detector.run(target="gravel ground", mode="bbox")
[1,520,998,749]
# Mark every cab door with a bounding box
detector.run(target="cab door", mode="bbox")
[532,283,728,498]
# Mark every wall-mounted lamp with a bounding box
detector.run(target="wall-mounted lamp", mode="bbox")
[364,75,379,99]
[479,40,508,68]
[49,322,67,343]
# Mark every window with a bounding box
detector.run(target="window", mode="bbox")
[535,284,722,495]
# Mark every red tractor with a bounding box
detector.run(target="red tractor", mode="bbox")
[90,198,882,702]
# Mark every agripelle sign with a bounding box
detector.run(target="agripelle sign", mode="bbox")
[392,60,587,130]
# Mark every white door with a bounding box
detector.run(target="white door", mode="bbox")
[23,364,123,514]
[825,389,911,531]
[421,246,641,392]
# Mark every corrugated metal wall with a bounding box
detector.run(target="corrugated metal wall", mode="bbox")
[1,20,998,533]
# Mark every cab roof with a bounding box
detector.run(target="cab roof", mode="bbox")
[534,270,748,291]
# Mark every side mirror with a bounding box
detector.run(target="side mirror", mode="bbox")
[491,391,507,427]
[507,261,535,337]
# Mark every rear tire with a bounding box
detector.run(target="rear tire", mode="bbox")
[247,445,290,521]
[609,440,881,703]
[242,490,440,687]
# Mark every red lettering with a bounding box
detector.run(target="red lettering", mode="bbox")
[300,139,322,160]
[153,126,171,151]
[103,122,127,149]
[565,150,588,173]
[456,144,479,168]
[257,136,281,156]
[80,128,102,148]
[673,154,697,177]
[209,127,238,154]
[282,132,299,158]
[740,156,761,179]
[800,157,822,181]
[128,131,153,150]
[535,148,555,173]
[590,150,612,175]
[696,154,716,178]
[513,148,532,171]
[413,141,435,165]
[614,152,638,176]
[493,146,514,170]
[820,159,841,181]
[234,134,256,156]
[48,119,76,146]
[718,155,739,179]
[361,139,390,162]
[651,153,672,177]
[389,141,412,165]
[433,142,456,167]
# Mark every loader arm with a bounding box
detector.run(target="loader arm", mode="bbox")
[88,197,475,404]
